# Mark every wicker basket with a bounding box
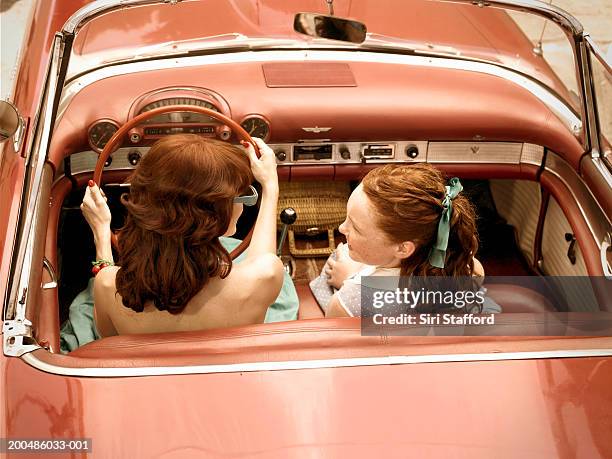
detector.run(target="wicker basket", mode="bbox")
[277,181,350,257]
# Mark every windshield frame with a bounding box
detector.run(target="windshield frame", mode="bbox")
[62,0,591,148]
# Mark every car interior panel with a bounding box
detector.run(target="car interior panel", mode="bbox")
[27,48,609,359]
[33,151,609,356]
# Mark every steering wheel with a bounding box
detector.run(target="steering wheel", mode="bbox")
[93,105,261,259]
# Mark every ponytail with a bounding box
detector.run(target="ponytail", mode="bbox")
[361,164,479,278]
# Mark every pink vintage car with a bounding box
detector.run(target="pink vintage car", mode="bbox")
[1,0,611,457]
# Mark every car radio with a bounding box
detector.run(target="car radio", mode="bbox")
[361,143,395,159]
[293,144,333,161]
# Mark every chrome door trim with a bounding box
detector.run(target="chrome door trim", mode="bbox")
[20,347,612,377]
[5,35,64,320]
[3,34,67,356]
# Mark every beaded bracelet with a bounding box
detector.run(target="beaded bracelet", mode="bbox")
[91,259,115,276]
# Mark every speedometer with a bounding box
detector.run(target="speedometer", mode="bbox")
[130,91,231,143]
[140,97,218,112]
[139,98,219,124]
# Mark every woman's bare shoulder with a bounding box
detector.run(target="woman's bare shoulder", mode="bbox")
[93,266,122,311]
[94,265,120,289]
[230,254,284,299]
[472,257,485,277]
[93,266,121,336]
[233,253,284,280]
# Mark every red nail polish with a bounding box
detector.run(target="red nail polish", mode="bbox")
[88,180,95,187]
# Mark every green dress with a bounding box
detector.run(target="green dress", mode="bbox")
[59,236,298,353]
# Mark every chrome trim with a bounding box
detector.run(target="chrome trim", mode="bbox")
[3,319,38,357]
[67,148,147,175]
[585,36,612,75]
[589,157,612,189]
[63,0,183,34]
[12,115,26,153]
[544,153,611,249]
[602,232,612,280]
[129,86,231,119]
[579,39,599,155]
[57,51,581,134]
[302,127,332,133]
[428,142,522,164]
[20,348,612,377]
[572,34,589,150]
[520,143,545,166]
[5,35,63,324]
[41,258,58,290]
[584,36,612,161]
[64,141,549,174]
[239,114,271,142]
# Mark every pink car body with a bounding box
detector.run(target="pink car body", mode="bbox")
[1,1,611,457]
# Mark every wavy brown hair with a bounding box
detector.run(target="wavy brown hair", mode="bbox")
[115,134,253,314]
[361,163,478,278]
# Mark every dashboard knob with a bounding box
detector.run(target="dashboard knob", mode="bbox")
[128,151,141,166]
[104,156,112,167]
[128,128,141,144]
[217,125,231,141]
[339,146,351,160]
[406,145,419,159]
[275,150,287,161]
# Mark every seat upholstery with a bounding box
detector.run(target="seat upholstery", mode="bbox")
[65,282,607,366]
[61,314,611,366]
[296,283,324,319]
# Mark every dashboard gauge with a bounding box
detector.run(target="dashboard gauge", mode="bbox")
[140,97,218,112]
[139,98,220,124]
[240,115,271,141]
[88,119,120,153]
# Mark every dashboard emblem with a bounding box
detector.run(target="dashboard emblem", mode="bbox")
[302,126,332,133]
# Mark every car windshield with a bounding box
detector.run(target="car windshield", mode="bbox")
[68,0,580,113]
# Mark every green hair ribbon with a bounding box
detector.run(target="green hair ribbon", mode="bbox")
[428,177,463,269]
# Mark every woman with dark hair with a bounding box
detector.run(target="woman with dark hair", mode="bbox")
[80,134,287,336]
[311,163,500,317]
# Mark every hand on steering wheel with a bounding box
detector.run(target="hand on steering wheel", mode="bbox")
[93,105,262,259]
[242,137,278,191]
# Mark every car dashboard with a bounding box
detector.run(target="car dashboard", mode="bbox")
[50,50,583,176]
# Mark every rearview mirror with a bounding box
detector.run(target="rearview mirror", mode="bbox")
[294,13,367,44]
